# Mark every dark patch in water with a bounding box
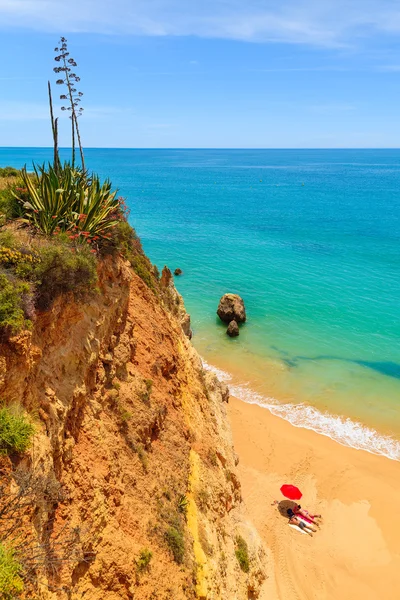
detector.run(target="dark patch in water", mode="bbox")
[275,350,400,381]
[353,360,400,379]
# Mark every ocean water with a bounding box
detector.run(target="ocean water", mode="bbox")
[1,147,400,460]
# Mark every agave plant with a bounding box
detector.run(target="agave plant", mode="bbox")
[14,163,121,242]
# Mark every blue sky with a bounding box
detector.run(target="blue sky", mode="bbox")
[1,0,400,147]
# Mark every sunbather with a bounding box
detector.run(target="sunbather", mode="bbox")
[288,514,316,536]
[293,504,322,524]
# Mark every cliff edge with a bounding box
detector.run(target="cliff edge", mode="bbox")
[0,252,266,599]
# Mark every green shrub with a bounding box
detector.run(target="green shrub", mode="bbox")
[235,535,250,573]
[0,167,19,178]
[108,221,157,291]
[165,526,185,564]
[0,231,16,249]
[0,543,23,599]
[0,272,31,334]
[135,548,152,572]
[108,220,138,259]
[34,242,97,310]
[0,188,19,222]
[130,252,156,291]
[0,405,34,455]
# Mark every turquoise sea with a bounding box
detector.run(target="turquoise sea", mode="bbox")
[1,148,400,460]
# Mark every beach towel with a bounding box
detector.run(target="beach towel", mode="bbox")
[289,523,308,535]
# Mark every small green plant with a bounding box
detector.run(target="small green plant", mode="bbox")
[235,535,250,573]
[136,444,148,472]
[0,543,24,599]
[165,526,185,564]
[119,409,132,423]
[177,494,188,515]
[138,379,153,405]
[135,548,152,573]
[0,406,34,455]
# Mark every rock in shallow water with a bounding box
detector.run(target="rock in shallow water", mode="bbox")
[217,293,246,324]
[227,320,239,337]
[174,268,183,276]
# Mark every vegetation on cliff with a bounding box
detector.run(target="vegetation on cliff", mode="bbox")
[0,543,24,599]
[0,406,34,455]
[0,165,159,336]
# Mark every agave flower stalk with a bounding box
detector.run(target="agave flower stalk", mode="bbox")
[54,37,85,171]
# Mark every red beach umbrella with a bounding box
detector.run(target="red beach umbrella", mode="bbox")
[280,484,302,501]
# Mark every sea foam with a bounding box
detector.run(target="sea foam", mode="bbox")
[202,360,400,462]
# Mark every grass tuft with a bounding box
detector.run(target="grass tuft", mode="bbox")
[235,535,250,573]
[135,548,152,573]
[0,406,34,455]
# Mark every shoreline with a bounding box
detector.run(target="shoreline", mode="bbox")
[227,395,400,600]
[202,359,400,462]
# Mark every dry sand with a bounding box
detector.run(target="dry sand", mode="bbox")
[228,396,400,600]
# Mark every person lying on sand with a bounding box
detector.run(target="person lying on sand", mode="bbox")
[288,514,317,536]
[293,504,322,525]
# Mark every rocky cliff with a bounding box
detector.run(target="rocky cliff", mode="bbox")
[0,255,266,599]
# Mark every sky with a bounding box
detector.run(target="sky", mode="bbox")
[1,0,400,148]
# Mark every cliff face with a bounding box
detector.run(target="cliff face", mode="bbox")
[0,256,266,599]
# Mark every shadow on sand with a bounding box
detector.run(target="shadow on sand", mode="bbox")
[277,500,297,518]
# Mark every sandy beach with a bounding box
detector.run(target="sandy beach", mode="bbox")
[228,396,400,600]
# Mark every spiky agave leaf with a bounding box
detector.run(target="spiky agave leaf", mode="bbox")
[14,163,121,241]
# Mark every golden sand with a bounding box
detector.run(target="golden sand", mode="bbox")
[228,396,400,600]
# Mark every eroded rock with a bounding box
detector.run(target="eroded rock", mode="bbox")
[227,320,239,337]
[217,293,246,324]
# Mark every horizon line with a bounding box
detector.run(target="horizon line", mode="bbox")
[2,146,400,151]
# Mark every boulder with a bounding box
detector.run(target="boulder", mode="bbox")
[227,320,239,337]
[217,294,246,324]
[174,268,183,276]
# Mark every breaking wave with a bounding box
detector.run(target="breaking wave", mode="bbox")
[202,360,400,462]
